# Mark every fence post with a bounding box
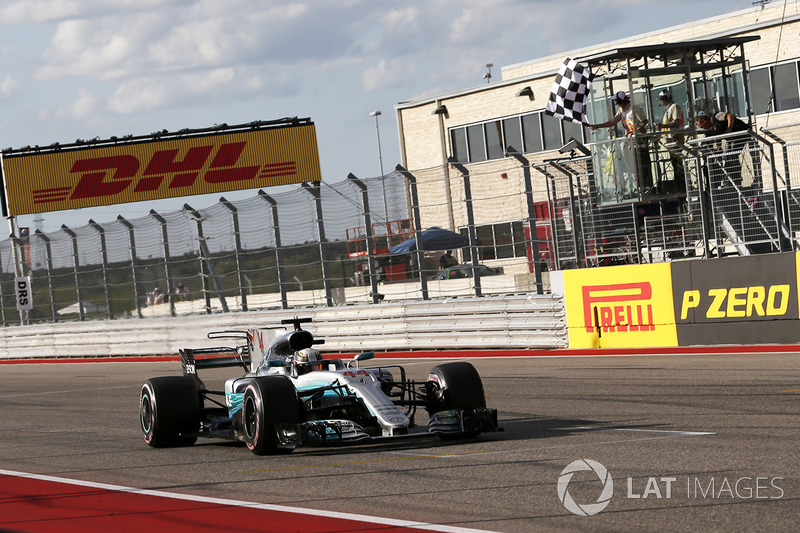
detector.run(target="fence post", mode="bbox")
[677,143,712,258]
[34,231,58,322]
[532,165,562,270]
[9,233,27,326]
[751,130,790,252]
[117,216,143,318]
[89,220,114,320]
[760,128,796,248]
[149,210,177,317]
[61,225,85,322]
[550,161,586,267]
[220,197,248,311]
[184,204,228,313]
[507,147,544,294]
[0,244,7,327]
[347,173,381,304]
[258,191,288,309]
[395,165,429,300]
[301,181,333,306]
[448,158,482,297]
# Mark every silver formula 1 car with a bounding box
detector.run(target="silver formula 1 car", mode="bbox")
[139,318,500,455]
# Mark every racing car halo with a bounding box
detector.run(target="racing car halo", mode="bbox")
[139,318,500,454]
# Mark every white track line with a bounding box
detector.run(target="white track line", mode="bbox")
[575,427,716,436]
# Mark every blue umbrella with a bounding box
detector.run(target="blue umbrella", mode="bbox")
[389,227,470,254]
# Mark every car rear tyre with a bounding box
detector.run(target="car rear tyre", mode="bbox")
[242,376,301,455]
[427,362,486,439]
[140,376,200,448]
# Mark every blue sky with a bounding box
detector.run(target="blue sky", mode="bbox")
[1,0,759,232]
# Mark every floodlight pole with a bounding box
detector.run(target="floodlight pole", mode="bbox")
[370,110,389,225]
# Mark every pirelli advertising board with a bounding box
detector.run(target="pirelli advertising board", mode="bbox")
[563,253,800,348]
[671,253,799,346]
[0,122,322,217]
[563,263,679,349]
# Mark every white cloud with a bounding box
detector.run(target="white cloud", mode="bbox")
[0,0,81,24]
[69,88,96,118]
[383,6,420,31]
[37,17,147,80]
[363,59,407,92]
[0,76,17,96]
[179,67,235,93]
[148,19,235,68]
[108,77,167,114]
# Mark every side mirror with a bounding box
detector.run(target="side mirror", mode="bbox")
[354,351,375,362]
[348,351,375,369]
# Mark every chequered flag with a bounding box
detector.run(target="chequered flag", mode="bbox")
[545,58,594,125]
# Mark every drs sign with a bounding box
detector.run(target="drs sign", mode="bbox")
[15,276,32,311]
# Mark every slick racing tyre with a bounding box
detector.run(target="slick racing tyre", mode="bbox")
[242,376,301,455]
[140,376,200,447]
[427,362,486,439]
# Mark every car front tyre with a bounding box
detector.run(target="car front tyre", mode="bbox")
[427,362,487,439]
[242,376,300,455]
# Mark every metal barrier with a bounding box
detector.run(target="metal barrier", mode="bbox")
[0,294,567,359]
[528,124,800,267]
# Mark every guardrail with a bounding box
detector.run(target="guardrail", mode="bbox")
[0,294,567,359]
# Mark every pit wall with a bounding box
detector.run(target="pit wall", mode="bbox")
[552,253,800,349]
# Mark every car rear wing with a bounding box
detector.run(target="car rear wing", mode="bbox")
[180,347,251,376]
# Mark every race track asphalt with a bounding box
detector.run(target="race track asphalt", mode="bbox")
[0,352,798,532]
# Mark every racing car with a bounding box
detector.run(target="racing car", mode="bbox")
[139,317,500,454]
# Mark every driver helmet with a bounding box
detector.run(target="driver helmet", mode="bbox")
[294,348,323,374]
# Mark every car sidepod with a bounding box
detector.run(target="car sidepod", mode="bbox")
[295,369,411,443]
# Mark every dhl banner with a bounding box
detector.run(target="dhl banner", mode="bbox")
[1,123,322,216]
[561,253,800,349]
[563,263,678,349]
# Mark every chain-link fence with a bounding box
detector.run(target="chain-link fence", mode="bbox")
[1,162,552,326]
[2,172,412,325]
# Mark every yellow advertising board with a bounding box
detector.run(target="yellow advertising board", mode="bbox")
[563,263,679,349]
[1,123,322,216]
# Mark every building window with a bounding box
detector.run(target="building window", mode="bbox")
[542,114,563,151]
[503,117,523,154]
[522,113,543,153]
[449,111,585,163]
[773,62,800,112]
[485,120,504,159]
[562,120,585,146]
[749,67,772,114]
[451,128,468,162]
[749,61,800,115]
[467,124,486,162]
[459,221,528,260]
